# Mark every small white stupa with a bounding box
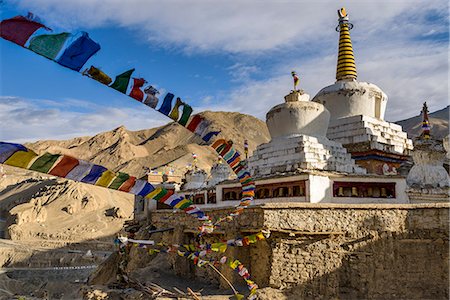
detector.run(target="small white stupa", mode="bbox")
[312,8,413,174]
[207,157,231,187]
[182,168,207,190]
[181,153,208,191]
[406,103,450,202]
[248,75,366,177]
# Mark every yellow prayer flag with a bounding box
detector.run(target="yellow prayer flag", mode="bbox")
[95,170,116,187]
[255,232,265,240]
[229,259,240,269]
[4,150,37,168]
[145,187,163,199]
[219,244,227,253]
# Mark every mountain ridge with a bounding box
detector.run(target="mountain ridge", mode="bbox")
[26,111,271,177]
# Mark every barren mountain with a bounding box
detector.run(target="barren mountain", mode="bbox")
[395,105,449,139]
[26,111,271,177]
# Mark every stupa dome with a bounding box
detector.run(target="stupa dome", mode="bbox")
[266,91,330,139]
[312,81,388,121]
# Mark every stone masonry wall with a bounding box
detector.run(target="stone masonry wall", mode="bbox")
[143,203,449,299]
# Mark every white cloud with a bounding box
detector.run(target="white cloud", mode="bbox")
[11,0,446,54]
[0,96,169,143]
[227,63,259,82]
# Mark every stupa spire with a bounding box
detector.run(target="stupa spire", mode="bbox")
[421,102,431,139]
[336,7,357,81]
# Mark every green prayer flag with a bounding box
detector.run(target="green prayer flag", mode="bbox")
[110,68,135,93]
[28,32,71,60]
[29,153,61,173]
[108,172,130,189]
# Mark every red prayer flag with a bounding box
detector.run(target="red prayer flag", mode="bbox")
[0,15,49,46]
[49,155,79,177]
[186,115,203,132]
[129,78,146,101]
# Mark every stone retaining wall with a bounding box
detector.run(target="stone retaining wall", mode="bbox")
[145,203,449,299]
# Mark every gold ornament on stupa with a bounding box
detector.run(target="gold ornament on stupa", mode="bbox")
[336,7,357,81]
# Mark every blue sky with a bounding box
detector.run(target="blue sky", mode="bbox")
[0,0,448,142]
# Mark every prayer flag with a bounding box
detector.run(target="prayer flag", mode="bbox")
[81,164,107,184]
[0,15,49,46]
[84,66,112,85]
[158,93,175,116]
[110,69,135,93]
[65,160,93,181]
[129,78,146,101]
[168,97,183,121]
[118,176,136,192]
[49,155,79,177]
[95,170,116,187]
[29,153,61,173]
[0,142,27,163]
[129,179,147,195]
[28,32,70,60]
[108,172,130,190]
[137,182,155,196]
[186,115,203,132]
[178,104,193,126]
[292,71,299,89]
[57,32,100,71]
[202,131,220,143]
[4,150,37,168]
[143,86,159,108]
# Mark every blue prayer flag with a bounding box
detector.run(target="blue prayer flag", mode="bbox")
[56,32,100,71]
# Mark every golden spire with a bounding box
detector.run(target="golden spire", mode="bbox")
[336,7,357,81]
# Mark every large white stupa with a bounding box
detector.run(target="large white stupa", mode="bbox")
[248,89,365,177]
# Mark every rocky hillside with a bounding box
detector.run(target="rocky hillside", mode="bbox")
[0,165,134,242]
[26,111,271,177]
[395,105,449,139]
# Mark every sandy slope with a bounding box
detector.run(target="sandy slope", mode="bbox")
[0,165,134,242]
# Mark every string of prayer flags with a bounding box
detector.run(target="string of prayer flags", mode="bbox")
[83,66,112,85]
[211,139,256,223]
[1,13,256,233]
[0,141,210,222]
[1,13,217,147]
[28,32,71,60]
[221,256,258,299]
[117,234,261,299]
[116,230,270,254]
[0,15,50,46]
[110,68,135,93]
[56,32,100,71]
